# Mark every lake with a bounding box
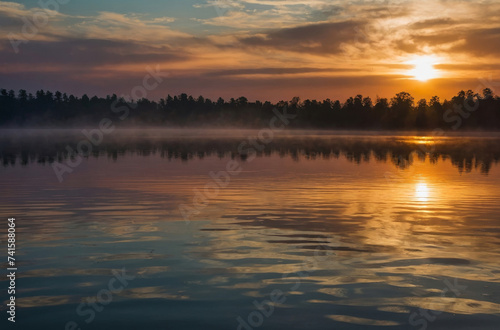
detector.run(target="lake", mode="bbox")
[1,129,500,330]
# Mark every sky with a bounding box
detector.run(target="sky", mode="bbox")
[1,0,500,102]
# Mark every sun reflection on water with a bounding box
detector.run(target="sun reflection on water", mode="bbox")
[415,182,430,203]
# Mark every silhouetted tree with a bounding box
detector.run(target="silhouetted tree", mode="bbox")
[1,88,500,129]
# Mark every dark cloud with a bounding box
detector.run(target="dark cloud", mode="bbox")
[204,67,359,77]
[239,20,363,54]
[0,38,186,67]
[452,28,500,55]
[394,39,419,53]
[410,18,457,29]
[411,33,458,45]
[0,14,24,29]
[395,26,500,56]
[393,31,459,53]
[373,63,412,70]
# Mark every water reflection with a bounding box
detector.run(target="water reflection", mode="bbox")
[1,129,499,174]
[0,130,499,329]
[414,181,430,203]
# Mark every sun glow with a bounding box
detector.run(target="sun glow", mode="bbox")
[407,56,440,81]
[415,182,430,203]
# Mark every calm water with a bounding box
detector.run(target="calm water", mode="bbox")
[1,129,500,329]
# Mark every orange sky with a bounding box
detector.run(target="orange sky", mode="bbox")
[1,0,500,102]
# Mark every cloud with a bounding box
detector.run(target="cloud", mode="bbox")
[204,67,358,77]
[69,11,189,43]
[239,21,363,54]
[393,26,500,57]
[0,2,188,45]
[193,9,303,30]
[435,63,500,72]
[0,14,23,29]
[0,1,62,18]
[452,28,500,56]
[193,0,245,10]
[0,38,187,71]
[0,1,67,41]
[409,18,457,30]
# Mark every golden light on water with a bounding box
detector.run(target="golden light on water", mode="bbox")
[414,182,431,202]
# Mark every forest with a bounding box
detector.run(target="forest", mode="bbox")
[0,88,499,129]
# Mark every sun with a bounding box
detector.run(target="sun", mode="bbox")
[407,55,439,81]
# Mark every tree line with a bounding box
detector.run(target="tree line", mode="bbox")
[0,88,499,129]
